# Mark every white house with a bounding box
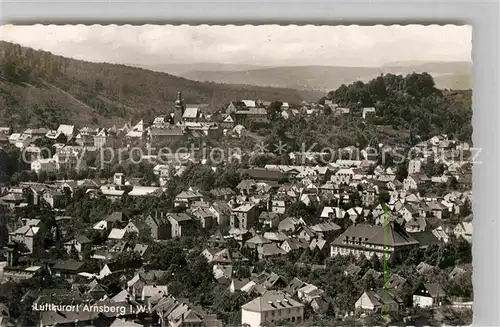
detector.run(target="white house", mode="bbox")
[141,285,168,302]
[412,283,446,308]
[355,289,399,312]
[454,222,473,243]
[408,159,423,175]
[241,290,304,327]
[31,158,58,174]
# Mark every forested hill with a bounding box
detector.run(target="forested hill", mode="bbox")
[0,41,322,129]
[322,73,472,142]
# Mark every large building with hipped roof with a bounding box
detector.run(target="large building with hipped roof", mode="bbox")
[330,222,419,260]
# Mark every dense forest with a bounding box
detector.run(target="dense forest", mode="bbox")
[324,73,472,142]
[0,41,321,129]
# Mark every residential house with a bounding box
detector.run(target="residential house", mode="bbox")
[209,201,232,226]
[361,187,377,207]
[412,283,447,308]
[0,193,25,209]
[448,265,470,280]
[190,207,216,229]
[278,217,305,234]
[404,175,430,190]
[174,190,204,208]
[98,260,141,279]
[64,235,92,255]
[107,228,126,241]
[148,127,186,147]
[454,221,472,243]
[416,262,435,275]
[57,124,75,140]
[229,278,252,293]
[202,248,231,264]
[31,158,58,174]
[52,260,86,280]
[309,238,329,256]
[141,285,169,303]
[165,213,195,238]
[22,127,49,139]
[410,230,442,249]
[213,264,233,282]
[297,284,325,304]
[231,203,258,230]
[296,225,316,242]
[258,211,281,229]
[427,201,449,219]
[284,278,308,297]
[182,106,202,122]
[239,168,287,183]
[123,220,150,238]
[399,205,419,223]
[94,128,110,149]
[280,238,309,254]
[221,114,236,129]
[257,243,286,260]
[270,196,289,215]
[41,188,64,208]
[344,264,362,277]
[145,212,170,240]
[8,220,40,254]
[408,159,423,175]
[310,222,341,240]
[8,133,32,148]
[241,290,304,327]
[362,107,376,120]
[237,179,257,196]
[355,289,400,313]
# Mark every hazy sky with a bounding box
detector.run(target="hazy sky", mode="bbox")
[0,24,472,67]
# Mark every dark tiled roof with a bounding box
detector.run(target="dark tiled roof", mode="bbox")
[331,222,419,248]
[53,260,84,272]
[238,168,287,181]
[74,234,92,244]
[411,231,442,247]
[423,283,447,298]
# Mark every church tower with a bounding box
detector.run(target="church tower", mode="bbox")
[174,91,185,123]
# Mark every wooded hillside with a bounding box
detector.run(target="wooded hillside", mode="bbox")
[0,41,321,129]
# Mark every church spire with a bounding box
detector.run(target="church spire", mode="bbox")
[174,91,185,123]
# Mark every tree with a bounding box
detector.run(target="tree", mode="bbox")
[395,161,408,182]
[461,199,472,217]
[370,254,382,271]
[268,101,283,122]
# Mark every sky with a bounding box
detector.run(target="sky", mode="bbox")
[0,24,472,67]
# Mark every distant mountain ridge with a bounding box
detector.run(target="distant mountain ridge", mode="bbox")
[129,62,271,76]
[141,61,472,91]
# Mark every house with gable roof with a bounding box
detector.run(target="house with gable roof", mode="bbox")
[231,203,258,230]
[355,289,400,312]
[454,221,473,243]
[412,282,447,308]
[145,212,171,240]
[241,290,304,327]
[8,219,41,253]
